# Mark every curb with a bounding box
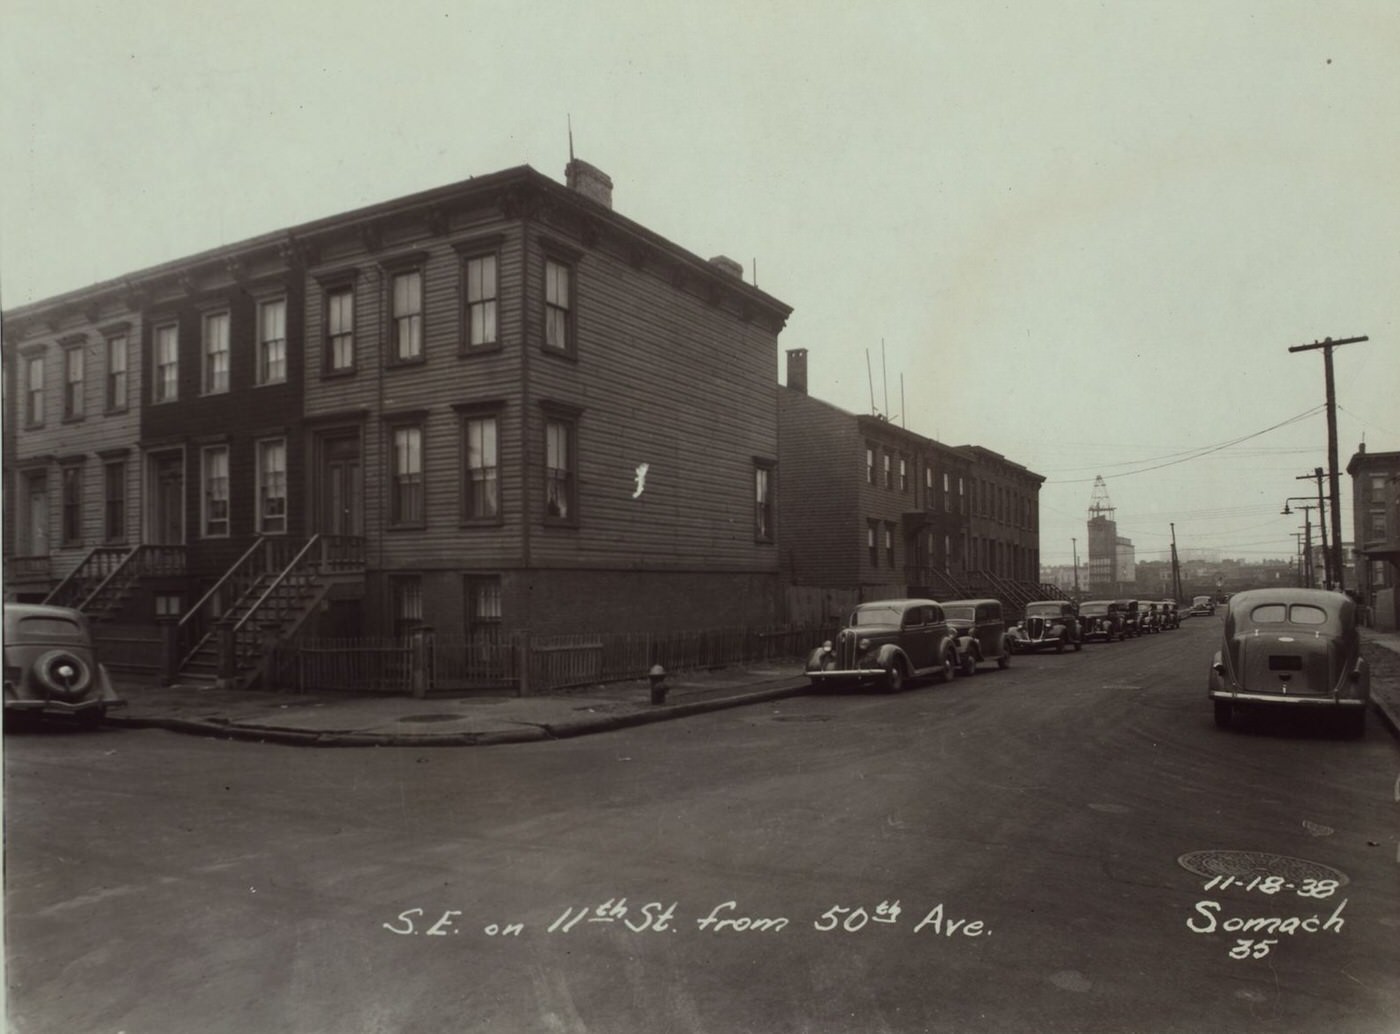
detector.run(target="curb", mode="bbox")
[102,680,810,747]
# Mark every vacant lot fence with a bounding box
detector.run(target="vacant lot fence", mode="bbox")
[284,623,834,696]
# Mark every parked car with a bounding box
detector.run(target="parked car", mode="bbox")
[1190,595,1216,617]
[1208,588,1369,735]
[1159,601,1181,630]
[1115,599,1143,637]
[4,603,124,727]
[805,598,958,692]
[941,598,1012,675]
[1008,600,1082,653]
[1079,600,1125,642]
[1139,602,1162,633]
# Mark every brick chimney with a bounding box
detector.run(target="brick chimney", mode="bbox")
[708,255,744,279]
[786,348,808,394]
[565,159,613,209]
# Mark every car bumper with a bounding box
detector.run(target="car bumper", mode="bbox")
[1209,690,1367,709]
[807,668,892,688]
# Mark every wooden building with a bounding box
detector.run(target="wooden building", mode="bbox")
[3,160,793,683]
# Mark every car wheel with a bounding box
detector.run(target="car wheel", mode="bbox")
[959,651,977,677]
[1074,638,1083,652]
[997,649,1010,670]
[1055,639,1065,654]
[938,651,955,683]
[1213,701,1234,730]
[885,662,905,694]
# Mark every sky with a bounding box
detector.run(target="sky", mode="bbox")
[3,0,1397,571]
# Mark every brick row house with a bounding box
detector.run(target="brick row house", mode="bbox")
[778,349,1047,620]
[3,161,792,685]
[1348,444,1400,630]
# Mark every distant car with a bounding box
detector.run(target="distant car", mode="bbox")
[1140,602,1164,633]
[942,599,1012,674]
[1009,600,1082,653]
[1160,601,1181,629]
[1190,595,1216,617]
[805,598,958,692]
[1114,599,1143,637]
[1208,588,1369,735]
[4,603,124,727]
[1079,600,1125,642]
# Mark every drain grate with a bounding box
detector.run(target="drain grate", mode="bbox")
[1177,850,1349,886]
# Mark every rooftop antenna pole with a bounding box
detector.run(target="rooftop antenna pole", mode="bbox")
[900,374,906,429]
[881,338,889,419]
[752,257,758,288]
[866,349,876,414]
[568,114,575,162]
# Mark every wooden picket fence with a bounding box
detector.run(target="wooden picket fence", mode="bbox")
[283,623,834,697]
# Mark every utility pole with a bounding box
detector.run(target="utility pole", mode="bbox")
[1288,335,1367,592]
[1169,523,1183,602]
[1071,538,1080,599]
[1296,467,1330,587]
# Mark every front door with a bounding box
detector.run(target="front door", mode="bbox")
[319,434,362,536]
[150,452,184,545]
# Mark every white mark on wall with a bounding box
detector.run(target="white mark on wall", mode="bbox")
[633,463,650,498]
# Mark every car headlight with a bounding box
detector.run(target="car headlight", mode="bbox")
[858,638,871,651]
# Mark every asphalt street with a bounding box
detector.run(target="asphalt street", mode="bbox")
[5,619,1399,1034]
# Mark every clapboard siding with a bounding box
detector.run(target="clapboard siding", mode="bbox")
[525,235,780,571]
[7,305,145,583]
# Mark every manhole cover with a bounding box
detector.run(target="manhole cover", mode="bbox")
[772,714,833,723]
[396,714,463,724]
[1177,850,1349,886]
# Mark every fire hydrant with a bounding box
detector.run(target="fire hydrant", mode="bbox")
[648,664,669,705]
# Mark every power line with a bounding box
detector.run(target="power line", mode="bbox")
[1044,405,1326,485]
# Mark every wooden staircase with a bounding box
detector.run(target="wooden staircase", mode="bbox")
[45,545,186,620]
[176,535,364,689]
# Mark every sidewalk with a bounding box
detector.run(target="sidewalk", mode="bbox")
[102,632,1400,747]
[104,663,812,747]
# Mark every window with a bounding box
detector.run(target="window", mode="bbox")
[203,312,230,394]
[257,298,287,385]
[106,335,128,410]
[463,415,500,521]
[959,477,966,514]
[944,534,952,572]
[755,463,774,542]
[544,259,573,353]
[544,417,576,520]
[154,323,179,402]
[391,270,423,361]
[925,467,934,495]
[155,594,182,618]
[465,574,503,638]
[61,465,82,545]
[63,346,84,419]
[391,576,423,636]
[24,354,44,426]
[327,287,355,372]
[867,520,879,567]
[202,446,230,537]
[866,446,875,484]
[883,452,892,489]
[390,425,424,526]
[943,472,952,513]
[885,522,895,567]
[104,461,126,542]
[465,254,497,349]
[257,439,287,534]
[899,457,908,493]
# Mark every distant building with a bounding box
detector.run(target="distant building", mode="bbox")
[1347,444,1400,630]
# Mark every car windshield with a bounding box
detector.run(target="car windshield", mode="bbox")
[943,606,975,621]
[1026,605,1059,617]
[1248,603,1329,625]
[851,606,903,627]
[1080,603,1107,616]
[16,615,84,637]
